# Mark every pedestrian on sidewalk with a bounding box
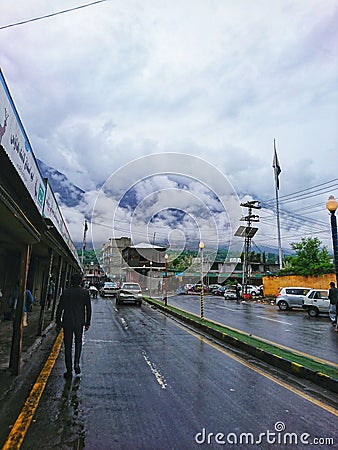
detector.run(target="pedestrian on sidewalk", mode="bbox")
[23,288,34,326]
[328,281,338,332]
[56,273,92,379]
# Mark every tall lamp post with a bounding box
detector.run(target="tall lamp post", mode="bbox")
[149,261,153,297]
[199,241,205,320]
[164,254,168,306]
[326,195,338,285]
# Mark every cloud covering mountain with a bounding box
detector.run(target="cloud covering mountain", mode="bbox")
[2,1,337,254]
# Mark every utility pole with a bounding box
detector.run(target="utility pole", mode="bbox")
[239,201,261,296]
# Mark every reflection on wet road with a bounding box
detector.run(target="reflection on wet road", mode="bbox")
[18,298,337,449]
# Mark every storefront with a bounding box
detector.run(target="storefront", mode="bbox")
[0,69,81,374]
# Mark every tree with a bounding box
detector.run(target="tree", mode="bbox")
[169,252,194,272]
[280,237,333,276]
[77,249,99,266]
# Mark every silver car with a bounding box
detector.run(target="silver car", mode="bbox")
[276,287,312,310]
[116,282,142,306]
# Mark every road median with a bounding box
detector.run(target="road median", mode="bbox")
[144,296,338,393]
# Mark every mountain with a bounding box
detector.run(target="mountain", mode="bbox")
[36,159,281,255]
[37,159,84,208]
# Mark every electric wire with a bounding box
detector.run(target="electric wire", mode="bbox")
[0,0,108,30]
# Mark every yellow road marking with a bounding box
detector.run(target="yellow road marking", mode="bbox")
[2,331,63,450]
[176,322,338,417]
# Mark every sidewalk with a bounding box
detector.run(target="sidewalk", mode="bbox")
[0,304,56,402]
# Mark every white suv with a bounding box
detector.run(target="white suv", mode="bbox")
[302,289,329,317]
[245,285,261,297]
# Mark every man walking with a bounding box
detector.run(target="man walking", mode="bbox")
[328,281,338,332]
[56,273,92,379]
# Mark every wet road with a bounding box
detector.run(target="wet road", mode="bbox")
[17,298,337,449]
[169,294,338,364]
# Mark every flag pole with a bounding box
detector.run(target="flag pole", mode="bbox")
[273,138,283,269]
[81,219,88,266]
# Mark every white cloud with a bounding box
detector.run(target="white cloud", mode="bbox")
[1,0,337,252]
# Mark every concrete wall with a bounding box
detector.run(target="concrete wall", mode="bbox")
[263,273,335,297]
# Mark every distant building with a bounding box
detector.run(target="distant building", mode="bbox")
[100,237,131,281]
[82,261,103,285]
[121,243,167,291]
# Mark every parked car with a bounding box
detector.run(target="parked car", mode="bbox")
[302,289,329,317]
[116,282,142,306]
[208,284,221,291]
[187,283,209,293]
[242,285,261,297]
[276,287,312,310]
[212,285,227,296]
[100,282,118,298]
[177,286,187,295]
[223,289,237,300]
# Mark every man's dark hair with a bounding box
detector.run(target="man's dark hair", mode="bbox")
[71,273,83,287]
[330,282,335,287]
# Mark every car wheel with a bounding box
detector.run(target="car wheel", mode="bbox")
[278,300,289,311]
[308,307,319,317]
[251,292,256,297]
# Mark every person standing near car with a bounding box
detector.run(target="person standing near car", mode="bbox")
[328,281,338,331]
[56,273,92,379]
[235,283,241,303]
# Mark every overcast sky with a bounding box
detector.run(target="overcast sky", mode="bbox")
[1,0,338,256]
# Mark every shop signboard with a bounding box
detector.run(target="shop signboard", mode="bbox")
[43,180,81,265]
[0,69,45,214]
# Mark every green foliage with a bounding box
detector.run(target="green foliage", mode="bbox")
[169,252,194,272]
[280,237,333,276]
[77,249,99,265]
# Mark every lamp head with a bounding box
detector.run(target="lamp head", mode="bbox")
[199,241,205,250]
[164,253,168,260]
[326,195,338,213]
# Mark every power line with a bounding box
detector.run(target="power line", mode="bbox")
[263,178,338,206]
[0,0,108,30]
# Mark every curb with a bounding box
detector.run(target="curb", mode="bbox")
[0,322,58,405]
[145,297,338,393]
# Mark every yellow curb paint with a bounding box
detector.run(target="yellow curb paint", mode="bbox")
[291,361,303,374]
[175,322,338,417]
[2,331,63,450]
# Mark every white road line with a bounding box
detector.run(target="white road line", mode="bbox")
[142,351,167,390]
[256,315,292,325]
[120,317,128,329]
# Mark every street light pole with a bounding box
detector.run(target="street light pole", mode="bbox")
[199,241,204,320]
[164,254,168,306]
[326,195,338,285]
[149,261,153,297]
